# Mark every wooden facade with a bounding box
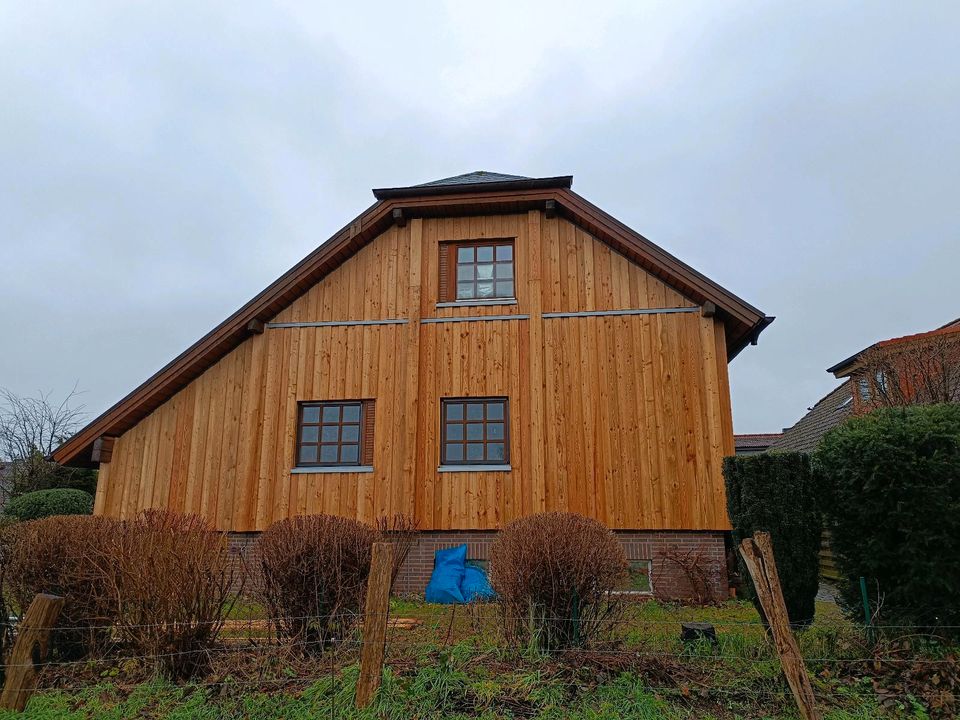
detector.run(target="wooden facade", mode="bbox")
[91,210,738,532]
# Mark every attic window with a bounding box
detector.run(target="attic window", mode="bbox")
[439,240,514,302]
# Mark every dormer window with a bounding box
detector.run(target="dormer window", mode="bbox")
[439,240,515,303]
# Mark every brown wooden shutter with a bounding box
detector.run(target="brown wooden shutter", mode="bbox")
[438,243,451,302]
[361,399,376,466]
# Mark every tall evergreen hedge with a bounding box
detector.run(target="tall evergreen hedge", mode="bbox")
[723,452,821,627]
[816,404,960,638]
[4,488,94,522]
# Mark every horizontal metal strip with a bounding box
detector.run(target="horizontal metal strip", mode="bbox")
[542,307,699,319]
[267,319,408,328]
[421,314,530,324]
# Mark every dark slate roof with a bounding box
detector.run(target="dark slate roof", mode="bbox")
[734,433,783,453]
[769,383,853,454]
[415,171,531,187]
[372,172,572,200]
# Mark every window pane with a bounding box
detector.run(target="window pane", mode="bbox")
[466,403,484,420]
[301,425,320,443]
[457,265,474,281]
[341,425,359,442]
[322,405,340,422]
[466,443,484,461]
[342,405,360,423]
[445,443,463,462]
[340,444,359,464]
[476,264,494,280]
[446,423,463,440]
[487,402,504,420]
[496,245,512,261]
[495,263,513,279]
[457,282,474,299]
[466,423,483,440]
[488,443,505,461]
[487,422,504,440]
[302,406,321,424]
[320,425,339,442]
[299,446,318,463]
[446,403,464,420]
[319,445,338,463]
[495,281,513,297]
[476,246,494,262]
[476,281,494,298]
[457,247,474,263]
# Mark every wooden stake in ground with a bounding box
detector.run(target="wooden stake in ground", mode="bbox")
[355,542,394,709]
[739,532,820,720]
[0,593,65,713]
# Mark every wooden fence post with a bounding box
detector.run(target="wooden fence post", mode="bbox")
[739,532,820,720]
[355,542,394,709]
[0,593,65,712]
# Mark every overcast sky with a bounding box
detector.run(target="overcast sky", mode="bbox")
[2,1,957,437]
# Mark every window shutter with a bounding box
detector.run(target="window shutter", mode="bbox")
[361,399,376,465]
[438,243,451,302]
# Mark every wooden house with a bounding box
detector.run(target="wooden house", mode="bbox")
[54,171,772,598]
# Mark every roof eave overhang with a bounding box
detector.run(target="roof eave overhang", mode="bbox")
[373,176,573,200]
[53,184,770,467]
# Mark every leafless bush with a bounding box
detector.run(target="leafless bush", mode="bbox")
[7,515,119,656]
[99,510,240,679]
[489,512,628,650]
[659,543,719,605]
[0,519,18,678]
[256,514,376,650]
[375,513,419,588]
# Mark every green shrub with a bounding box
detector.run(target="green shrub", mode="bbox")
[816,404,960,638]
[5,488,93,521]
[723,452,821,627]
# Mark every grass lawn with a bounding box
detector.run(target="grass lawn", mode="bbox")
[2,599,947,719]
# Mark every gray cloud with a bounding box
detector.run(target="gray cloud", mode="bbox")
[2,1,958,435]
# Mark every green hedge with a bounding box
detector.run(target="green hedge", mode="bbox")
[816,404,960,638]
[723,452,821,627]
[5,488,94,522]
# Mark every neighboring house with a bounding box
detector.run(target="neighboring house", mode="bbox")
[827,317,960,414]
[734,433,782,455]
[769,384,852,454]
[53,171,771,598]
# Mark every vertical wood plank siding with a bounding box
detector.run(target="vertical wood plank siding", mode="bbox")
[94,213,733,531]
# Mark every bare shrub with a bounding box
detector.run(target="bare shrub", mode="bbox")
[7,515,119,657]
[100,509,240,679]
[489,512,628,650]
[659,543,720,605]
[375,513,420,588]
[256,514,376,650]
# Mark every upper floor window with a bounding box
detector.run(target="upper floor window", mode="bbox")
[297,400,374,468]
[857,376,871,403]
[439,240,514,302]
[440,397,509,466]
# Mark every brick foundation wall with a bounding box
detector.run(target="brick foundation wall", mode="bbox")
[229,529,728,603]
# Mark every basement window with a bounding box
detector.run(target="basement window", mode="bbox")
[440,397,510,469]
[617,560,653,594]
[439,240,515,303]
[296,400,374,470]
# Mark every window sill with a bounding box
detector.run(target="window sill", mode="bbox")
[291,465,373,474]
[437,464,512,473]
[435,299,517,308]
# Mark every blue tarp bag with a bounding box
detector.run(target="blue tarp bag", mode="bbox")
[425,544,467,604]
[461,564,496,602]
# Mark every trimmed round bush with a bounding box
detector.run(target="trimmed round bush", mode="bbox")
[256,514,376,649]
[723,452,821,627]
[816,404,960,638]
[5,488,93,521]
[489,512,628,650]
